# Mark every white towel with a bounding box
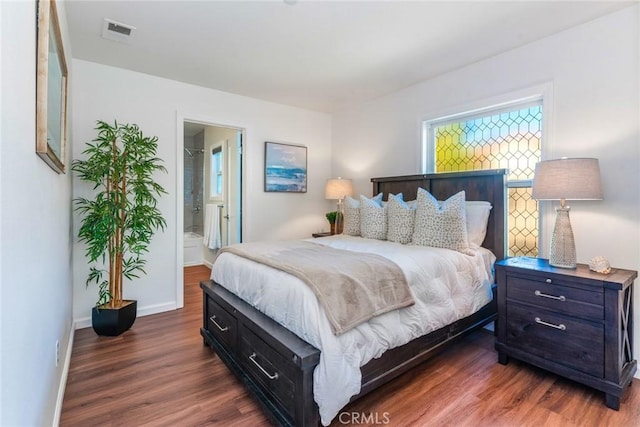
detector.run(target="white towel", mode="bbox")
[203,204,222,249]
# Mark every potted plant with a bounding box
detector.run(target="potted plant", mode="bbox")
[325,211,343,235]
[73,120,167,336]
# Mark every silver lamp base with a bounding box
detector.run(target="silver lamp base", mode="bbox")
[549,206,576,269]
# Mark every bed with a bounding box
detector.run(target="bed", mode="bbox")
[200,169,507,426]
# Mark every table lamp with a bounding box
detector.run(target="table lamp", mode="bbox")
[532,158,603,269]
[325,177,354,234]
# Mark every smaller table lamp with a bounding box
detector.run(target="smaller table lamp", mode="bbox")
[532,158,603,269]
[325,177,354,234]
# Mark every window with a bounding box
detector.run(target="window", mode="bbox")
[424,101,542,256]
[210,146,223,199]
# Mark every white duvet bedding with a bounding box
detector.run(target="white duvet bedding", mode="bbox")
[211,235,495,425]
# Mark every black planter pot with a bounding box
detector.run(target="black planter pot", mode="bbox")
[92,300,137,336]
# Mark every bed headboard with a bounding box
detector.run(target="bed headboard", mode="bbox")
[371,169,508,260]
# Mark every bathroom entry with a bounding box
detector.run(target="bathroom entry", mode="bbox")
[183,121,243,266]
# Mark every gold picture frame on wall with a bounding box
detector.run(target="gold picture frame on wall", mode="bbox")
[36,0,68,174]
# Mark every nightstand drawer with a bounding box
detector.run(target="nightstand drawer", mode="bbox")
[206,297,237,352]
[507,275,603,321]
[506,303,604,377]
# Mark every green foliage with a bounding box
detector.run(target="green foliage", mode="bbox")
[72,120,167,307]
[325,211,344,225]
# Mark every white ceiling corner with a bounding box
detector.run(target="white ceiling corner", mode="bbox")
[64,1,635,113]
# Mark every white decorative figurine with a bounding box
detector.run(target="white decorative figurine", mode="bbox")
[589,256,611,274]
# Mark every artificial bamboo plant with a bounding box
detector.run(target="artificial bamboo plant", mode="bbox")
[73,121,167,308]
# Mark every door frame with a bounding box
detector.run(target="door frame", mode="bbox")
[175,112,246,309]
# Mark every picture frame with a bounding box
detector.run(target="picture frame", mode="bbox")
[264,141,307,193]
[36,0,68,174]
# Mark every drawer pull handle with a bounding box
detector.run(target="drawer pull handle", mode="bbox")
[534,290,566,301]
[249,352,279,380]
[535,317,566,331]
[209,315,229,332]
[545,278,552,284]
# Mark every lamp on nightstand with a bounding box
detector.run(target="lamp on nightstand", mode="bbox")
[532,158,603,269]
[325,177,354,234]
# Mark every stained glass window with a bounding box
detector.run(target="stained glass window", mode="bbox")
[428,103,542,256]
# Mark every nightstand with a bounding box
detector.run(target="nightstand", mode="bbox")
[495,257,637,410]
[311,232,332,238]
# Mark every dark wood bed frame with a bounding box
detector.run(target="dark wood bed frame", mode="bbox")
[200,169,507,426]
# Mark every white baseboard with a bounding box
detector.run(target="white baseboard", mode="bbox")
[183,261,203,267]
[184,261,212,268]
[53,326,74,426]
[73,301,178,330]
[74,317,92,330]
[138,301,178,317]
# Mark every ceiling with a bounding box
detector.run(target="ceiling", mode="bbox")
[65,1,635,113]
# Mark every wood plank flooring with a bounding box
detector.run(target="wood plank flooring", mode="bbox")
[61,266,640,426]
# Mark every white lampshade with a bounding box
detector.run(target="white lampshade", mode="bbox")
[325,177,354,200]
[532,157,603,269]
[532,158,603,201]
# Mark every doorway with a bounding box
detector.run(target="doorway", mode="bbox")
[183,121,243,262]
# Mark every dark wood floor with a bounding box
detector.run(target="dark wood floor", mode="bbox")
[61,266,640,426]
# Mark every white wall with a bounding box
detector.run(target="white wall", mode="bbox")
[1,0,4,421]
[333,6,640,371]
[1,1,4,422]
[71,60,333,326]
[0,1,74,425]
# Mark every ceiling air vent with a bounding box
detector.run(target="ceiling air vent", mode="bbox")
[101,18,136,43]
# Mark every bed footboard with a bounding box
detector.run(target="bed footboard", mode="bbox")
[201,280,497,426]
[200,280,320,427]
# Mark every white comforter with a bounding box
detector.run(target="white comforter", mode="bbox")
[211,235,495,425]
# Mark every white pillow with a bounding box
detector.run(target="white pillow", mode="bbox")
[343,193,383,236]
[387,193,416,244]
[412,188,472,255]
[359,194,387,240]
[466,201,492,247]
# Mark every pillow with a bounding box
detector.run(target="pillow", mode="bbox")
[343,193,383,236]
[466,201,492,247]
[359,194,387,240]
[387,193,416,244]
[412,189,472,255]
[343,196,362,236]
[436,199,493,247]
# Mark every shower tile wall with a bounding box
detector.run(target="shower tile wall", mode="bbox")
[184,131,204,233]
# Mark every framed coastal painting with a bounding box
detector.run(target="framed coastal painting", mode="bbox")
[264,141,307,193]
[36,0,68,174]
